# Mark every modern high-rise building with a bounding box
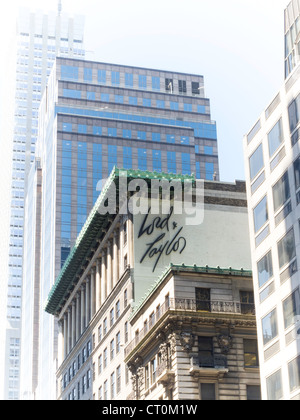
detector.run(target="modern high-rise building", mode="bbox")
[23,56,220,399]
[284,0,300,79]
[2,5,85,400]
[243,0,300,400]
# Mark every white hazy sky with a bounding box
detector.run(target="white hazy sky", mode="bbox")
[0,0,290,182]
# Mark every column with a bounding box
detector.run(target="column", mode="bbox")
[85,277,90,326]
[91,267,96,318]
[120,218,124,274]
[96,259,101,311]
[81,284,85,334]
[76,292,81,342]
[101,249,107,302]
[113,230,119,288]
[58,320,63,367]
[107,240,112,295]
[67,307,72,355]
[128,215,134,267]
[63,313,68,359]
[71,300,76,349]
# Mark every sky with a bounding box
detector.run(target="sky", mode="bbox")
[0,0,290,182]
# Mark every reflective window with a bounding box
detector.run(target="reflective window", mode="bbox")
[129,97,137,106]
[115,95,123,104]
[249,144,264,180]
[288,356,300,393]
[293,155,300,189]
[253,196,268,233]
[152,132,161,142]
[268,119,283,157]
[123,147,132,169]
[139,75,147,89]
[137,131,146,140]
[157,100,165,109]
[182,153,191,175]
[111,71,120,86]
[167,152,176,174]
[204,146,213,155]
[257,251,273,288]
[84,68,93,82]
[283,288,300,329]
[184,103,193,112]
[108,145,117,174]
[63,89,81,99]
[266,370,282,400]
[138,149,147,171]
[61,65,78,81]
[277,228,296,269]
[262,309,278,345]
[166,134,175,144]
[152,150,162,172]
[125,73,133,87]
[205,162,214,180]
[170,101,179,111]
[272,172,290,212]
[152,76,160,91]
[98,70,106,84]
[143,98,151,107]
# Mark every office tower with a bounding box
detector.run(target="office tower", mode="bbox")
[284,0,300,79]
[25,56,220,399]
[243,0,300,401]
[45,168,259,400]
[2,6,85,400]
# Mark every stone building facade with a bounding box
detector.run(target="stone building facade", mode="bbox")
[45,168,260,400]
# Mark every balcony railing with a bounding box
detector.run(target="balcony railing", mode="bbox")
[125,298,255,358]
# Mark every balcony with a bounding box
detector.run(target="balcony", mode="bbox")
[190,356,228,380]
[125,298,255,359]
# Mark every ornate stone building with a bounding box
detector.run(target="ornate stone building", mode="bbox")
[45,167,260,400]
[125,265,260,400]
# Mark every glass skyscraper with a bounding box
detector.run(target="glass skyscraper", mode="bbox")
[23,56,220,399]
[2,7,85,400]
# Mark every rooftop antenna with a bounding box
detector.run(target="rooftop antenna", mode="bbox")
[58,0,62,16]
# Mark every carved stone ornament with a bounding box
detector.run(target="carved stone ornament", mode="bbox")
[218,334,233,354]
[179,332,195,352]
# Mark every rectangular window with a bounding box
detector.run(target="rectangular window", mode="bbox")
[78,124,87,134]
[138,149,147,171]
[253,196,268,233]
[84,68,93,82]
[257,251,273,288]
[283,288,300,329]
[244,339,259,367]
[288,96,300,133]
[110,339,115,360]
[104,380,108,400]
[63,88,81,99]
[61,65,78,81]
[266,370,283,400]
[288,356,300,392]
[137,131,146,140]
[139,75,147,89]
[184,103,193,112]
[115,95,124,104]
[98,69,106,84]
[107,128,117,137]
[180,136,190,145]
[152,76,160,91]
[205,162,214,180]
[273,172,290,212]
[123,147,132,169]
[170,101,179,110]
[294,155,300,190]
[93,126,102,136]
[152,150,162,172]
[166,134,175,143]
[182,153,191,175]
[87,91,95,100]
[116,365,121,394]
[165,78,173,92]
[110,308,115,327]
[151,358,157,384]
[277,228,296,269]
[268,119,283,157]
[178,80,187,93]
[196,288,211,312]
[101,93,110,102]
[197,105,206,113]
[167,151,176,174]
[192,81,200,94]
[198,337,214,367]
[152,132,161,142]
[204,146,213,155]
[143,98,151,107]
[129,96,137,106]
[125,73,133,87]
[157,100,165,109]
[262,309,278,345]
[249,144,264,180]
[123,129,132,139]
[200,383,215,400]
[111,71,120,86]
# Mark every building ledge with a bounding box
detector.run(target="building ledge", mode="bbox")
[189,366,228,381]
